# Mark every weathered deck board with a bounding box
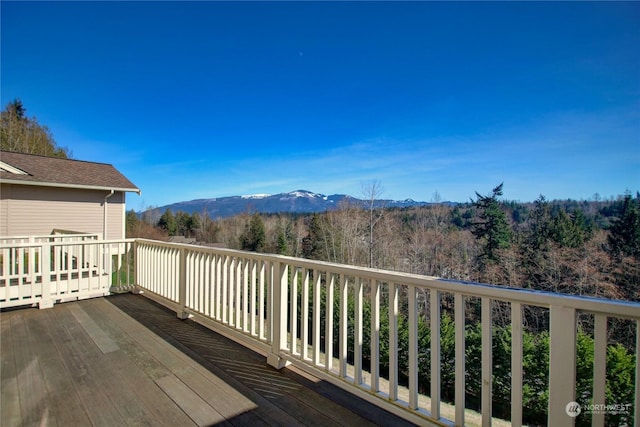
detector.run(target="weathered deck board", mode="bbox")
[24,311,92,426]
[41,307,133,427]
[1,294,417,426]
[10,313,51,426]
[0,312,22,426]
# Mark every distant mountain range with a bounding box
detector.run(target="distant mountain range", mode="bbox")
[146,189,444,219]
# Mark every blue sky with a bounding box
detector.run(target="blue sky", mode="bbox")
[2,1,639,210]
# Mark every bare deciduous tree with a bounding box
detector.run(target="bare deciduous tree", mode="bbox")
[362,180,384,268]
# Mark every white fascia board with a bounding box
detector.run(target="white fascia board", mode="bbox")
[0,161,28,175]
[0,178,141,195]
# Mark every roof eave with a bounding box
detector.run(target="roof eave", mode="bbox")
[0,178,141,195]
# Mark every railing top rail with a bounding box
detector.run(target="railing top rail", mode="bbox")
[0,233,101,241]
[0,238,135,250]
[134,238,640,319]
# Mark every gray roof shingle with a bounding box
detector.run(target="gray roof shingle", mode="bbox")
[0,150,140,193]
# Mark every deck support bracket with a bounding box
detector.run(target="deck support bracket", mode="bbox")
[266,353,289,370]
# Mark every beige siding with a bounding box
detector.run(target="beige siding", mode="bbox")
[0,184,10,237]
[0,183,127,240]
[107,191,126,239]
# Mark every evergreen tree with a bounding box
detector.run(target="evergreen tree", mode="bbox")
[240,213,266,252]
[550,209,592,248]
[607,194,640,259]
[125,210,139,238]
[276,231,289,255]
[526,195,553,251]
[175,211,191,236]
[157,209,177,235]
[471,183,511,262]
[190,213,202,238]
[302,214,325,259]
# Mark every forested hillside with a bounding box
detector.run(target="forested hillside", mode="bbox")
[1,99,71,158]
[129,187,640,303]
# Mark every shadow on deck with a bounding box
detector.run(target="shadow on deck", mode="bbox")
[1,293,416,426]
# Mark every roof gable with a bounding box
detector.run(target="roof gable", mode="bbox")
[0,150,140,193]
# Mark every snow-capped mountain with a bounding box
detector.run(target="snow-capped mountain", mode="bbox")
[147,190,433,219]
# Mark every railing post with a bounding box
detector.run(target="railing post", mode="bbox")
[39,243,53,309]
[548,305,577,427]
[132,240,145,294]
[267,261,289,369]
[131,240,138,292]
[177,247,189,319]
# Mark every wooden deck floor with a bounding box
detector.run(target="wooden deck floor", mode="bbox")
[1,294,416,426]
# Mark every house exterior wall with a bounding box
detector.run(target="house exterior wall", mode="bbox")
[0,183,127,239]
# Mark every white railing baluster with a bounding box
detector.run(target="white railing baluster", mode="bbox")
[291,267,299,355]
[159,247,165,301]
[229,257,235,326]
[301,268,310,361]
[313,269,322,366]
[215,254,222,321]
[194,251,200,311]
[198,252,205,313]
[633,320,640,427]
[97,242,104,293]
[88,243,95,292]
[430,289,441,419]
[511,302,523,427]
[230,256,236,325]
[177,248,187,319]
[222,256,229,324]
[389,282,399,401]
[242,257,249,332]
[408,284,418,410]
[325,274,335,373]
[165,247,171,298]
[187,251,194,311]
[75,243,82,292]
[370,280,380,393]
[162,246,167,298]
[455,292,466,426]
[250,259,257,336]
[259,260,266,340]
[339,274,348,379]
[204,253,211,317]
[481,297,493,427]
[28,244,36,289]
[234,257,242,329]
[592,313,607,427]
[144,243,149,285]
[266,260,273,345]
[354,277,363,385]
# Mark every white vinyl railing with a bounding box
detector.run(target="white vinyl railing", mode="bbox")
[0,232,100,245]
[134,239,640,427]
[2,236,637,426]
[0,238,134,308]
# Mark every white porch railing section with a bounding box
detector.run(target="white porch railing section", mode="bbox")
[1,236,638,426]
[0,238,134,308]
[134,239,640,427]
[0,232,100,245]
